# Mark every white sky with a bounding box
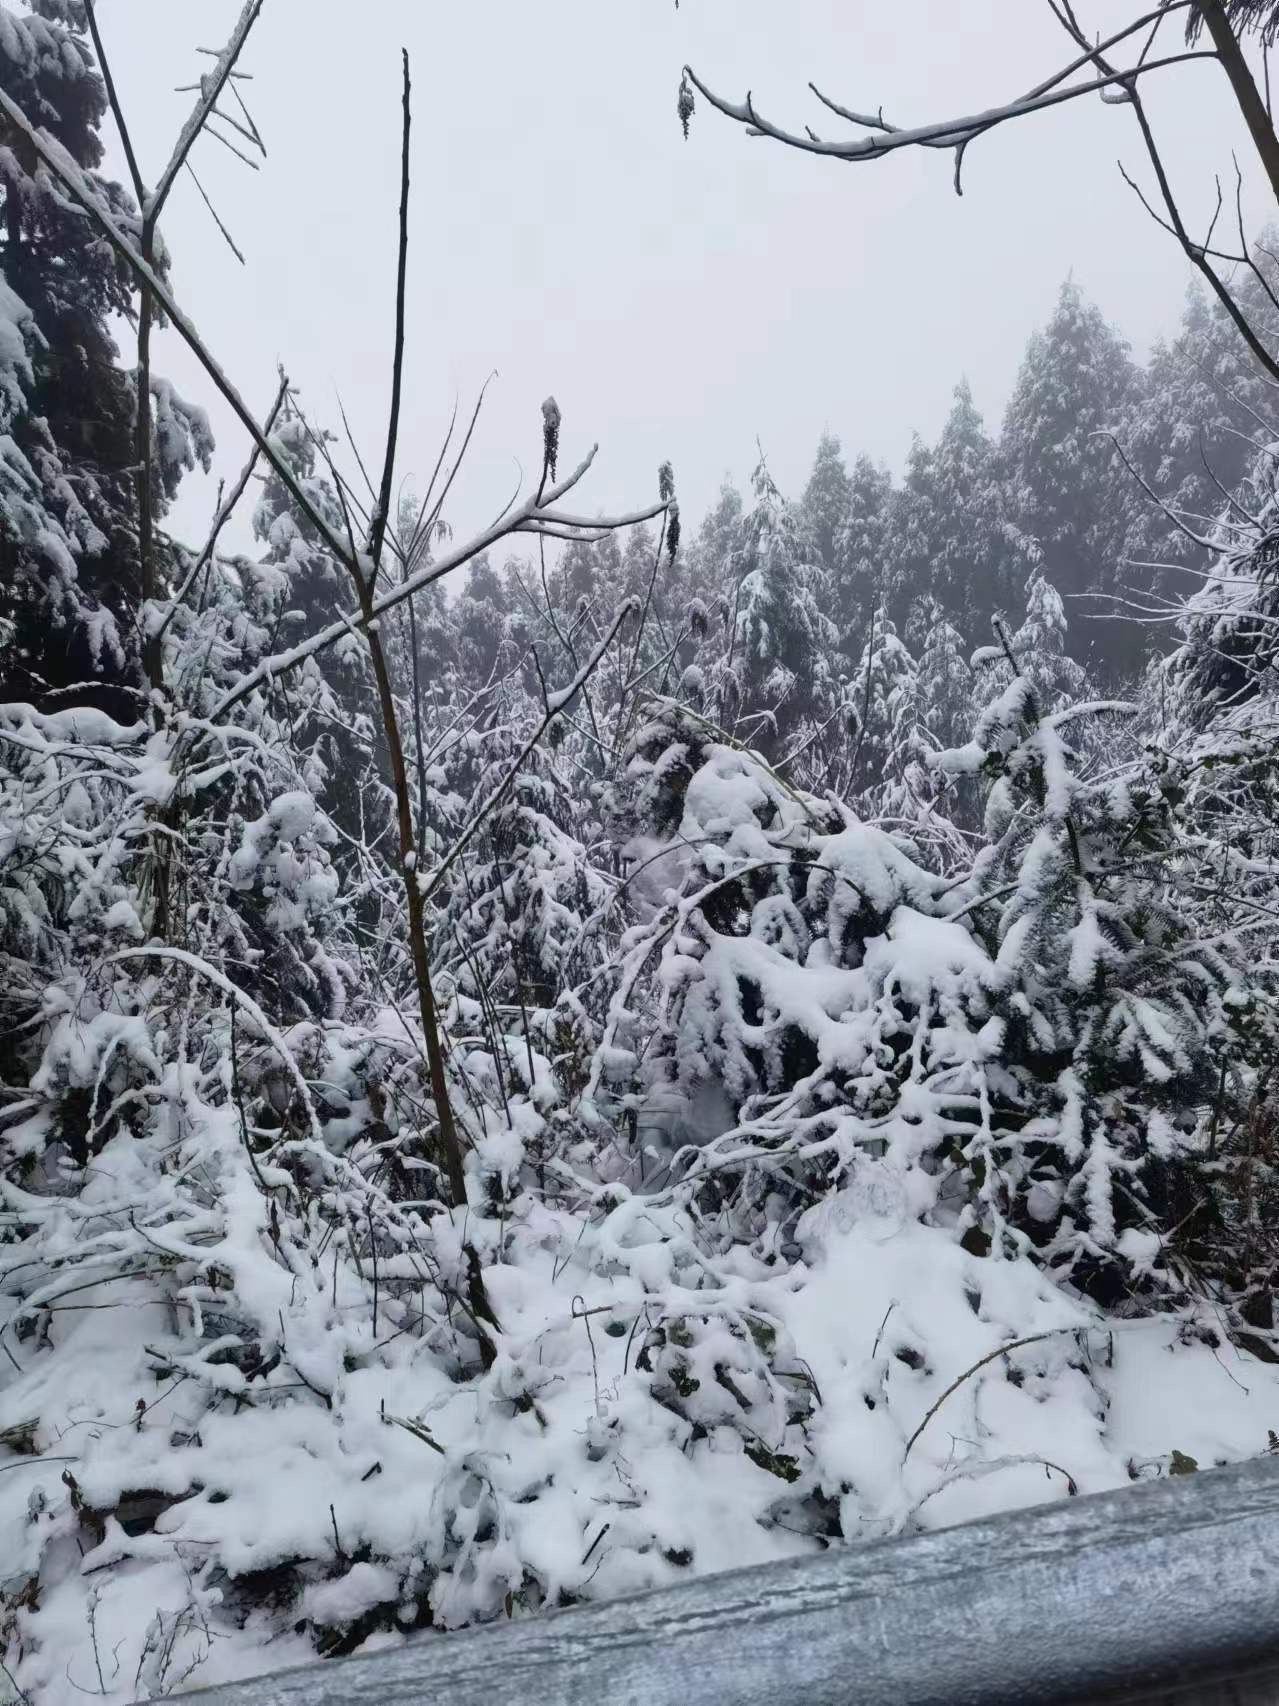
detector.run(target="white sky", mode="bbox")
[91,0,1271,558]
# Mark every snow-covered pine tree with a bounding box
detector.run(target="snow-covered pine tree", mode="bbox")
[426,711,615,1106]
[882,436,937,633]
[1013,570,1091,706]
[831,452,891,659]
[0,0,210,713]
[843,602,918,811]
[1001,280,1144,680]
[971,569,1091,726]
[725,459,838,756]
[598,696,1109,1536]
[800,430,852,572]
[1144,448,1279,1336]
[927,380,1039,635]
[555,527,626,617]
[248,398,384,855]
[454,552,520,686]
[1156,424,1279,750]
[626,681,1252,1402]
[693,477,743,589]
[897,594,981,834]
[915,592,969,721]
[933,666,1249,1305]
[1118,281,1267,578]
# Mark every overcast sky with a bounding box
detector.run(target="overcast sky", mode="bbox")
[92,0,1270,559]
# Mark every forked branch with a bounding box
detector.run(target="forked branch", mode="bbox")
[147,0,265,227]
[1045,0,1279,387]
[682,3,1206,187]
[86,0,266,697]
[0,80,668,718]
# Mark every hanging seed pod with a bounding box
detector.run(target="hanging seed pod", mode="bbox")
[541,395,561,481]
[678,70,695,139]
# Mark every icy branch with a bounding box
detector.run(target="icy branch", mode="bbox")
[147,0,265,226]
[108,946,324,1144]
[685,49,1212,167]
[683,3,1205,181]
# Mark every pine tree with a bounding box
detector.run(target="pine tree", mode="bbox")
[801,429,851,570]
[251,403,351,630]
[556,527,625,615]
[455,552,518,685]
[1001,280,1144,679]
[696,477,743,582]
[912,596,971,752]
[1159,444,1279,736]
[1013,570,1091,705]
[883,436,937,631]
[1118,284,1260,579]
[899,595,984,833]
[726,460,838,753]
[930,380,1039,635]
[969,569,1091,729]
[0,0,210,712]
[832,452,891,657]
[844,602,918,809]
[248,400,383,852]
[933,673,1246,1303]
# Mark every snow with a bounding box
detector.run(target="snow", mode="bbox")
[5,15,1279,1699]
[4,1167,1274,1706]
[0,277,36,431]
[0,703,145,749]
[0,669,1271,1706]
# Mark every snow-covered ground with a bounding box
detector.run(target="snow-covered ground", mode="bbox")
[3,1172,1274,1706]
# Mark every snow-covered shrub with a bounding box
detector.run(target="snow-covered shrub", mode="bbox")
[933,674,1251,1303]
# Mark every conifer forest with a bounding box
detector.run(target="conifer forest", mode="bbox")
[2,3,1279,1700]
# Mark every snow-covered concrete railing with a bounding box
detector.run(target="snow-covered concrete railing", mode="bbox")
[168,1455,1279,1706]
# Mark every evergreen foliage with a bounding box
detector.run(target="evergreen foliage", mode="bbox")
[0,0,209,713]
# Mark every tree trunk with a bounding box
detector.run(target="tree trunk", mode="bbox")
[1198,0,1279,213]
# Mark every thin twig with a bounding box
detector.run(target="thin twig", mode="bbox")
[902,1328,1082,1461]
[366,48,413,580]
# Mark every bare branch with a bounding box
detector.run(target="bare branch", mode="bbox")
[194,46,253,77]
[402,397,459,559]
[335,393,380,510]
[214,478,667,719]
[684,0,1206,174]
[83,1,145,207]
[229,83,267,155]
[0,52,671,772]
[406,376,497,567]
[183,161,246,265]
[366,50,413,579]
[1124,88,1279,385]
[1195,0,1279,211]
[1094,429,1221,552]
[148,0,265,228]
[201,118,261,172]
[207,101,265,157]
